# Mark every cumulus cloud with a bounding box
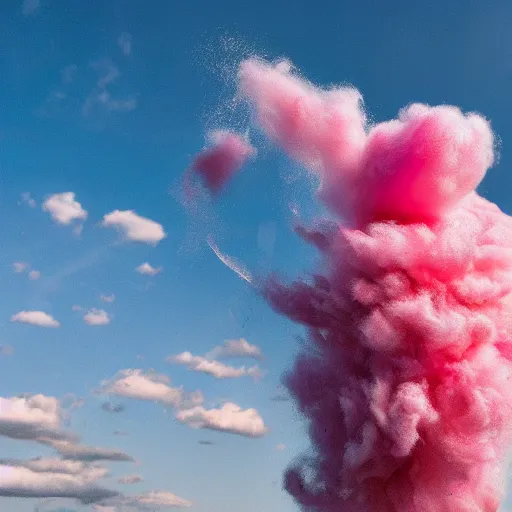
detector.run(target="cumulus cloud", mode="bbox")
[117,33,132,56]
[84,309,111,326]
[100,294,115,303]
[175,402,267,438]
[0,464,117,503]
[99,369,202,410]
[136,262,162,276]
[12,262,29,273]
[0,394,69,442]
[206,338,263,360]
[22,0,39,16]
[99,490,192,510]
[29,270,41,280]
[117,474,143,485]
[42,192,88,225]
[168,352,262,380]
[20,192,36,207]
[11,311,60,328]
[42,439,134,463]
[101,210,166,245]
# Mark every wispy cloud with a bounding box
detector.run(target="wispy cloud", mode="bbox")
[91,59,120,89]
[175,402,267,438]
[11,311,60,328]
[41,439,134,463]
[102,210,166,245]
[84,309,111,326]
[82,90,137,118]
[117,33,133,57]
[101,402,125,414]
[275,443,287,451]
[100,294,115,303]
[12,262,29,273]
[22,0,39,16]
[20,192,36,208]
[206,338,263,360]
[117,474,142,485]
[168,351,262,380]
[29,270,41,280]
[135,262,162,276]
[42,192,88,226]
[98,490,192,510]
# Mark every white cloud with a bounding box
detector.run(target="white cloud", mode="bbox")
[29,270,41,280]
[0,464,117,503]
[21,192,36,207]
[99,490,192,510]
[117,32,133,56]
[0,394,68,442]
[206,338,263,360]
[117,474,143,485]
[11,311,60,328]
[102,210,166,245]
[100,294,115,303]
[43,439,133,462]
[42,192,88,225]
[84,309,111,326]
[99,369,203,410]
[136,262,162,276]
[22,0,39,15]
[168,352,262,380]
[12,261,29,273]
[175,402,267,438]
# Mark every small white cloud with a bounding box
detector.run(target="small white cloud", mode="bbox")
[22,0,39,15]
[275,443,286,452]
[135,262,162,276]
[117,32,132,56]
[168,352,262,381]
[28,270,41,280]
[11,311,60,328]
[207,338,263,360]
[84,309,111,326]
[117,474,143,485]
[20,192,36,208]
[99,369,203,410]
[100,294,115,303]
[42,192,88,225]
[175,402,267,438]
[82,90,137,118]
[72,305,84,312]
[101,210,166,245]
[12,262,29,273]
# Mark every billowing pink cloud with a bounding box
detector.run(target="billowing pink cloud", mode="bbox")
[190,57,512,511]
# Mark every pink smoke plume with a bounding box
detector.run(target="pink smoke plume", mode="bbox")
[191,57,512,511]
[190,130,256,195]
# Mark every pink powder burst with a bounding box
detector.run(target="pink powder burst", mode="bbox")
[191,57,512,512]
[191,130,256,195]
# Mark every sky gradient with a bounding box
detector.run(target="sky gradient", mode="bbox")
[3,1,512,511]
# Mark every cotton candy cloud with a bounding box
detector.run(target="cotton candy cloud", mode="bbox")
[168,351,262,380]
[101,210,166,245]
[175,402,267,438]
[11,311,60,328]
[42,192,88,225]
[190,56,512,511]
[84,309,111,326]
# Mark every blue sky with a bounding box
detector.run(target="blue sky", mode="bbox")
[2,0,512,511]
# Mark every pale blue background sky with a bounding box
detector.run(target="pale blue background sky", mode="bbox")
[2,1,512,511]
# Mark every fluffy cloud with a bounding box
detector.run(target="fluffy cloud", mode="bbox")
[101,210,166,245]
[206,338,263,360]
[42,439,133,463]
[42,192,88,225]
[136,262,162,276]
[99,369,202,410]
[117,33,132,56]
[11,311,60,328]
[100,294,116,303]
[99,490,192,510]
[0,395,68,442]
[175,402,267,438]
[117,474,143,485]
[84,309,111,326]
[168,352,262,380]
[12,262,29,273]
[0,464,117,503]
